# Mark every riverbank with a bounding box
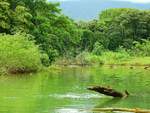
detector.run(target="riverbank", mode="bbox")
[54,52,150,69]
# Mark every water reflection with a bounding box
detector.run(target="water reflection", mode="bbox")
[95,98,122,108]
[55,108,88,113]
[0,67,149,113]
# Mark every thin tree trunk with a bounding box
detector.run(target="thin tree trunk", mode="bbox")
[91,108,150,113]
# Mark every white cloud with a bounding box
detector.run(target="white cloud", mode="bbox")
[115,0,150,3]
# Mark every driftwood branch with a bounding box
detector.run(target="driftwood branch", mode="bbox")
[87,86,129,98]
[91,108,150,113]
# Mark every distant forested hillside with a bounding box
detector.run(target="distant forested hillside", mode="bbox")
[58,0,150,20]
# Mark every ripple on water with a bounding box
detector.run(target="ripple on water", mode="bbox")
[48,93,103,99]
[3,96,19,100]
[55,108,134,113]
[55,108,89,113]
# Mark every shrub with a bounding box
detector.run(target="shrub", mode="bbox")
[40,53,50,67]
[75,52,104,66]
[46,49,59,64]
[92,42,105,55]
[0,34,42,74]
[86,54,104,65]
[102,51,130,61]
[75,52,90,65]
[131,40,150,56]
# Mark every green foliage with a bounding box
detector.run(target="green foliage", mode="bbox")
[40,53,50,67]
[0,0,81,63]
[80,30,95,51]
[85,53,104,65]
[92,42,105,55]
[78,20,109,51]
[46,49,59,63]
[102,51,130,62]
[75,52,104,66]
[75,51,130,66]
[11,5,32,33]
[0,34,42,73]
[1,0,150,67]
[131,40,150,56]
[75,52,91,65]
[98,8,150,50]
[78,8,150,52]
[0,1,10,32]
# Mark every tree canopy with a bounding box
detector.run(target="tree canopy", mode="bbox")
[0,1,150,65]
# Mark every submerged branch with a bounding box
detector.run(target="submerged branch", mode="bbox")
[91,108,150,113]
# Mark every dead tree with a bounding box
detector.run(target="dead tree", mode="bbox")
[91,108,150,113]
[87,86,129,98]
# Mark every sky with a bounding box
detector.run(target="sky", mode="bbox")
[50,0,150,3]
[116,0,150,3]
[49,0,150,20]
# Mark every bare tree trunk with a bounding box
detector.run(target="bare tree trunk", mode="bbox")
[91,108,150,113]
[87,86,129,98]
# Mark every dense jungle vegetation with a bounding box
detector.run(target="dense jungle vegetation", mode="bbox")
[0,0,150,74]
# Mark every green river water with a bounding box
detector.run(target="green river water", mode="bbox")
[0,67,150,113]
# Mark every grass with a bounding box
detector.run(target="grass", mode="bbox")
[54,51,150,67]
[124,57,150,66]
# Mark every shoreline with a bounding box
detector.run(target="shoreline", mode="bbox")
[51,63,150,69]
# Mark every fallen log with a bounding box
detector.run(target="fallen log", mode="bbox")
[91,108,150,113]
[87,86,129,98]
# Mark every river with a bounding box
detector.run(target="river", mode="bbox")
[0,67,149,113]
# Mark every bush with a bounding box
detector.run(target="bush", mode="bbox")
[75,52,90,65]
[102,51,130,61]
[86,54,104,65]
[131,40,150,56]
[40,53,50,67]
[0,34,42,74]
[92,42,105,55]
[75,52,104,66]
[46,49,59,64]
